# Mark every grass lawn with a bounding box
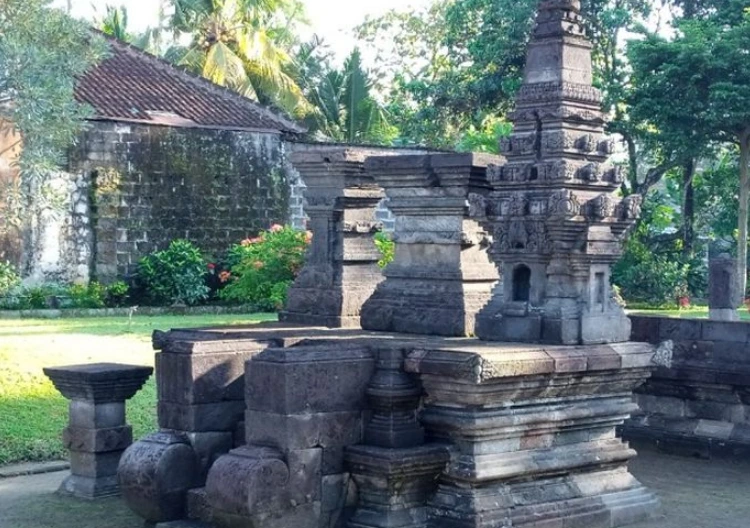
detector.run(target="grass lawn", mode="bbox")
[628,306,750,320]
[0,313,275,466]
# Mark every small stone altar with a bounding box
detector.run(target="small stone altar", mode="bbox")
[43,363,153,499]
[116,2,659,528]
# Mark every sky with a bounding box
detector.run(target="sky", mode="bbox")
[52,0,434,61]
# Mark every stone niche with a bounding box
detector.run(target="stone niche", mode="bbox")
[360,153,501,337]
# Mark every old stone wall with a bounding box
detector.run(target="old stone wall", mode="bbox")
[67,121,293,283]
[625,315,750,457]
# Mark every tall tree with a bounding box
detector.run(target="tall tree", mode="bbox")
[357,0,652,149]
[169,0,309,116]
[627,4,750,298]
[294,43,395,144]
[0,0,107,226]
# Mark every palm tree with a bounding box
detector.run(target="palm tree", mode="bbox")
[169,0,309,116]
[296,43,394,144]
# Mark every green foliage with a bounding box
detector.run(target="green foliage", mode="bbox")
[0,0,108,229]
[105,280,130,307]
[295,43,397,144]
[356,0,650,149]
[137,240,209,306]
[220,225,309,310]
[0,262,21,296]
[168,0,310,116]
[374,231,395,269]
[67,282,107,309]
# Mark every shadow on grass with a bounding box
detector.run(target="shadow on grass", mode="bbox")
[0,477,142,528]
[0,379,157,466]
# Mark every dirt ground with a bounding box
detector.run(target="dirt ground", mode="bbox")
[0,446,748,528]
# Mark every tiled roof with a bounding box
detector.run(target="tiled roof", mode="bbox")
[75,35,305,134]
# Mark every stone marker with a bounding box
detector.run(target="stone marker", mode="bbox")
[360,153,501,337]
[470,0,640,345]
[281,147,389,328]
[709,253,740,321]
[43,362,152,499]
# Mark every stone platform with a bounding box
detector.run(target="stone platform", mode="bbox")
[119,322,658,528]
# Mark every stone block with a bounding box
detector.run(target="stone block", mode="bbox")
[63,425,132,453]
[186,432,234,482]
[118,431,199,523]
[157,345,266,405]
[245,410,364,451]
[43,363,153,403]
[703,320,750,343]
[59,474,120,500]
[658,318,701,341]
[69,450,122,478]
[158,401,246,432]
[629,316,660,344]
[69,401,125,429]
[245,345,375,414]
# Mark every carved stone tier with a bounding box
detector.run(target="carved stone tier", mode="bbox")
[43,363,152,500]
[360,153,501,337]
[471,0,640,344]
[281,147,390,328]
[405,340,659,528]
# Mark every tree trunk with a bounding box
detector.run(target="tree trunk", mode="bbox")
[682,159,696,258]
[738,133,750,304]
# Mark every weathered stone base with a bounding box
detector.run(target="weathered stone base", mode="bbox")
[429,471,656,528]
[623,415,750,459]
[279,310,361,329]
[58,473,120,500]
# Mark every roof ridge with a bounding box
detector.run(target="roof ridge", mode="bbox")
[88,32,306,135]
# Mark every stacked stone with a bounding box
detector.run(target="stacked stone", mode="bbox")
[709,253,740,321]
[360,153,501,337]
[205,343,377,528]
[281,147,388,328]
[405,341,659,527]
[345,348,449,528]
[43,363,152,499]
[472,0,641,344]
[118,335,271,522]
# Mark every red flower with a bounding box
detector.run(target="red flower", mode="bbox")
[270,224,284,233]
[207,263,216,270]
[219,271,231,283]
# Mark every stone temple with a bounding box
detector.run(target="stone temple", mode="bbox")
[115,2,661,528]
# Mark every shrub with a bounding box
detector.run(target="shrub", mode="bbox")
[137,240,209,306]
[220,225,309,311]
[105,280,130,307]
[615,256,689,307]
[374,231,395,269]
[0,261,20,295]
[67,282,107,309]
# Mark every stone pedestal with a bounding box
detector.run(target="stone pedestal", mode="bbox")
[346,348,449,528]
[43,363,152,499]
[405,341,658,528]
[281,148,389,328]
[205,343,376,528]
[709,254,739,321]
[360,153,501,337]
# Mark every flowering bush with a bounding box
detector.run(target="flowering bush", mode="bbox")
[137,239,209,306]
[220,224,310,310]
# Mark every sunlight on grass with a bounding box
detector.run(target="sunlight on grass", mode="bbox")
[0,312,275,465]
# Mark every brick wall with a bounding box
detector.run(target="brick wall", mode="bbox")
[68,121,292,282]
